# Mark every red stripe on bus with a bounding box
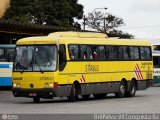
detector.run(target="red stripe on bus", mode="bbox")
[134,68,140,79]
[137,64,143,79]
[82,75,86,82]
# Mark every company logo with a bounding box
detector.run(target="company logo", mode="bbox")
[2,114,8,120]
[2,114,18,120]
[85,64,99,72]
[30,84,34,88]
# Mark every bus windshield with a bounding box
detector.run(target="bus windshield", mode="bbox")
[14,45,57,71]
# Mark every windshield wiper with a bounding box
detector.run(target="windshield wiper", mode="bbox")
[20,69,24,73]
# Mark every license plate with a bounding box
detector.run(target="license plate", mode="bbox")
[29,93,37,96]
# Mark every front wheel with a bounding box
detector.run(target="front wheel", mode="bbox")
[33,97,40,103]
[93,94,106,99]
[115,81,126,98]
[68,84,78,102]
[126,80,136,97]
[82,95,90,99]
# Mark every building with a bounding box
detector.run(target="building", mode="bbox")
[0,20,75,44]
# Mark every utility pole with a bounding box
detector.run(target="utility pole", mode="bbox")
[83,15,86,31]
[104,17,106,33]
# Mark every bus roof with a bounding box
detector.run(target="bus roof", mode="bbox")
[48,31,108,38]
[16,31,151,46]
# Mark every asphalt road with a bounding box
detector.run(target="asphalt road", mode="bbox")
[0,87,160,115]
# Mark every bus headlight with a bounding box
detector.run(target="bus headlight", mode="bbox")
[13,83,21,88]
[44,83,54,88]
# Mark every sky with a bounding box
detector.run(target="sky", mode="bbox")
[78,0,160,40]
[1,0,160,40]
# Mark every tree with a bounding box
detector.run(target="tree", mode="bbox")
[85,11,134,39]
[108,30,134,39]
[3,0,83,29]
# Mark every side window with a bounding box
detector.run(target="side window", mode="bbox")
[68,45,79,60]
[118,46,124,60]
[129,47,140,59]
[6,49,15,62]
[0,48,5,61]
[135,47,140,59]
[105,46,118,60]
[140,47,145,59]
[94,46,105,60]
[123,46,130,60]
[118,46,130,60]
[145,47,151,59]
[59,44,66,71]
[129,47,134,59]
[80,45,93,60]
[140,46,151,60]
[153,56,160,68]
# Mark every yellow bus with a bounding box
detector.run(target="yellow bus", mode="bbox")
[12,31,153,103]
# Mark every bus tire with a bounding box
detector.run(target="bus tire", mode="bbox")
[82,95,90,99]
[115,81,126,98]
[126,80,136,97]
[33,97,40,103]
[68,84,78,102]
[93,94,106,99]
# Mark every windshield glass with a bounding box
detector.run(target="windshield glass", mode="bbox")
[33,46,57,71]
[14,45,57,71]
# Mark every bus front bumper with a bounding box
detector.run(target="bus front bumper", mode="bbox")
[12,88,56,98]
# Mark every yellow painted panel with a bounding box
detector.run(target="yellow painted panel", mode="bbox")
[13,31,153,89]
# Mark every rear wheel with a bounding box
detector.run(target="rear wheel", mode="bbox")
[82,95,90,99]
[115,81,126,98]
[33,97,40,103]
[126,80,136,97]
[93,94,106,99]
